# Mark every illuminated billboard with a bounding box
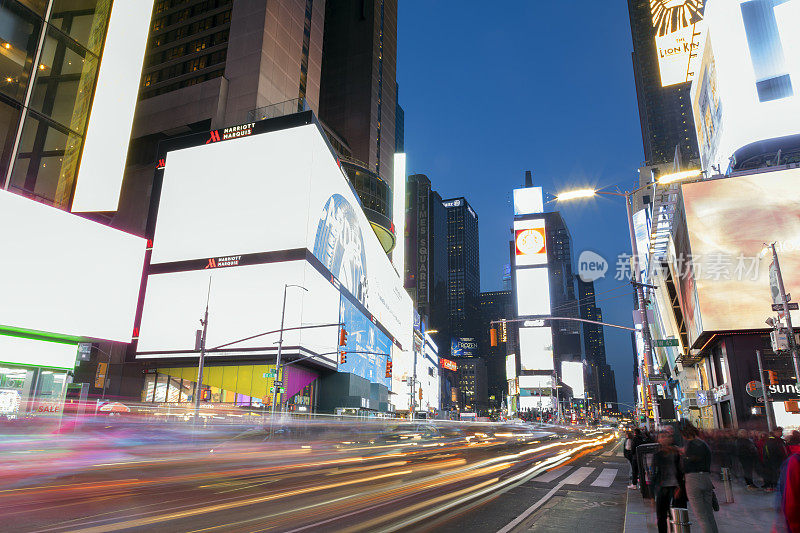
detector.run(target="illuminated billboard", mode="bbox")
[71,0,155,212]
[519,326,554,371]
[513,187,544,216]
[451,337,478,358]
[515,267,551,316]
[339,295,392,388]
[140,123,413,357]
[0,190,145,342]
[693,0,800,173]
[651,0,705,87]
[514,219,547,266]
[518,375,552,389]
[441,358,457,371]
[0,335,78,370]
[561,361,585,399]
[681,168,800,342]
[506,354,517,380]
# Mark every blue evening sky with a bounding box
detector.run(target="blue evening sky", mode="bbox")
[398,1,645,406]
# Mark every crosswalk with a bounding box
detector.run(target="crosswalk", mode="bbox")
[532,465,623,488]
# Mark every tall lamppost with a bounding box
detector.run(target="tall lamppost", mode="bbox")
[556,169,702,430]
[271,284,308,418]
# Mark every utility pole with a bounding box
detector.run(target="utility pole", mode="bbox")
[756,350,775,432]
[625,192,660,430]
[193,279,211,426]
[770,243,800,388]
[271,284,307,420]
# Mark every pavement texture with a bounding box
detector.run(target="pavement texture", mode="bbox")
[624,473,782,532]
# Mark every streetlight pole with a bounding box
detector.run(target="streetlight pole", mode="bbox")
[271,284,307,418]
[193,278,211,426]
[770,243,800,386]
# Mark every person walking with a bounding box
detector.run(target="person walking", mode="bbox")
[652,429,685,533]
[776,448,800,533]
[736,429,759,489]
[680,420,719,533]
[764,427,789,491]
[625,429,641,489]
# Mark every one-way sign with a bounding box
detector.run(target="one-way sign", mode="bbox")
[772,303,799,311]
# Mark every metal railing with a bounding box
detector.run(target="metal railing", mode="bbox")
[246,98,309,123]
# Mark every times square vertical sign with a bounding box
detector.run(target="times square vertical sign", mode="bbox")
[651,0,705,87]
[417,183,429,310]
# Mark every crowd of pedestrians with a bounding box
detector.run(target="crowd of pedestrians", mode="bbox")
[624,421,800,533]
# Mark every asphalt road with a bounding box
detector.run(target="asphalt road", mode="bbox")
[0,424,624,532]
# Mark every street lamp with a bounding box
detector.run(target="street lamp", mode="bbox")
[271,284,308,418]
[555,170,701,430]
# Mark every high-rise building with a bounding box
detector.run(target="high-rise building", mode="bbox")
[444,197,480,341]
[405,174,449,348]
[480,290,514,412]
[395,83,404,152]
[627,0,703,165]
[576,276,618,406]
[454,357,488,415]
[318,0,397,185]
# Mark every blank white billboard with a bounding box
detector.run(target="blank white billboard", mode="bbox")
[519,326,554,371]
[146,123,412,351]
[516,267,551,316]
[0,190,146,342]
[519,395,555,411]
[561,361,585,399]
[518,375,552,389]
[0,335,77,370]
[513,188,543,215]
[694,0,800,173]
[71,0,155,212]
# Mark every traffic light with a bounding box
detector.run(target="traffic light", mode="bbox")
[385,358,392,378]
[339,327,348,346]
[767,370,778,385]
[490,327,498,347]
[419,387,423,401]
[339,350,347,364]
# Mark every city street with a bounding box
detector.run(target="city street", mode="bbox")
[0,422,620,533]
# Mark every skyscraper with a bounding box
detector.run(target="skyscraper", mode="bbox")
[480,290,514,411]
[576,277,617,406]
[444,197,480,342]
[318,0,397,185]
[627,0,703,165]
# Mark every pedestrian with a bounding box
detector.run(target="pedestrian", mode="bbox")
[679,420,719,533]
[652,429,686,533]
[787,430,800,455]
[775,448,800,533]
[736,428,759,489]
[625,429,640,489]
[764,427,789,491]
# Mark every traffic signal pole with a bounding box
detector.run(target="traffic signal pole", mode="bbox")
[770,243,800,388]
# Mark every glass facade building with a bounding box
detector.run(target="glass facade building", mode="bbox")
[1,0,114,209]
[444,197,480,340]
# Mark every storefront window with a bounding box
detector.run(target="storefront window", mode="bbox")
[0,365,68,417]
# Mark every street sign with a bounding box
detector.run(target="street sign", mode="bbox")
[273,380,283,387]
[654,338,679,347]
[95,362,108,389]
[745,380,764,398]
[263,372,276,378]
[269,386,285,394]
[772,303,799,311]
[77,343,92,361]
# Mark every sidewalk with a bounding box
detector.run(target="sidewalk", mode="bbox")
[624,478,781,532]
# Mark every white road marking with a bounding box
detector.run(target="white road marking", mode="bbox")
[562,467,595,485]
[532,466,572,483]
[496,479,566,533]
[590,468,619,487]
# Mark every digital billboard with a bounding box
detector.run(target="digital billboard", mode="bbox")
[440,358,457,371]
[141,123,412,354]
[451,337,478,358]
[71,0,155,212]
[561,361,585,399]
[651,0,705,87]
[513,187,544,216]
[0,335,78,370]
[519,326,554,371]
[515,267,551,317]
[506,353,517,380]
[0,190,146,342]
[518,375,552,389]
[681,168,800,342]
[693,0,800,173]
[514,219,547,266]
[339,295,391,388]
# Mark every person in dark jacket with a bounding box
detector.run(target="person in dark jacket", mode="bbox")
[652,429,686,533]
[764,427,789,491]
[680,420,718,533]
[736,429,759,488]
[625,429,642,488]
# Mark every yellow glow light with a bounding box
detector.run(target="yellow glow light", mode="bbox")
[556,188,597,202]
[657,169,702,185]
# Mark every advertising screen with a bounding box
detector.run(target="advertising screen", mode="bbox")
[651,0,704,87]
[681,169,800,340]
[515,267,551,316]
[561,361,585,399]
[0,335,78,370]
[339,295,391,388]
[0,190,145,342]
[506,353,516,380]
[519,326,554,371]
[450,337,478,357]
[693,0,800,172]
[71,0,155,212]
[518,375,552,389]
[513,187,544,216]
[514,219,547,266]
[440,358,457,371]
[143,123,412,352]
